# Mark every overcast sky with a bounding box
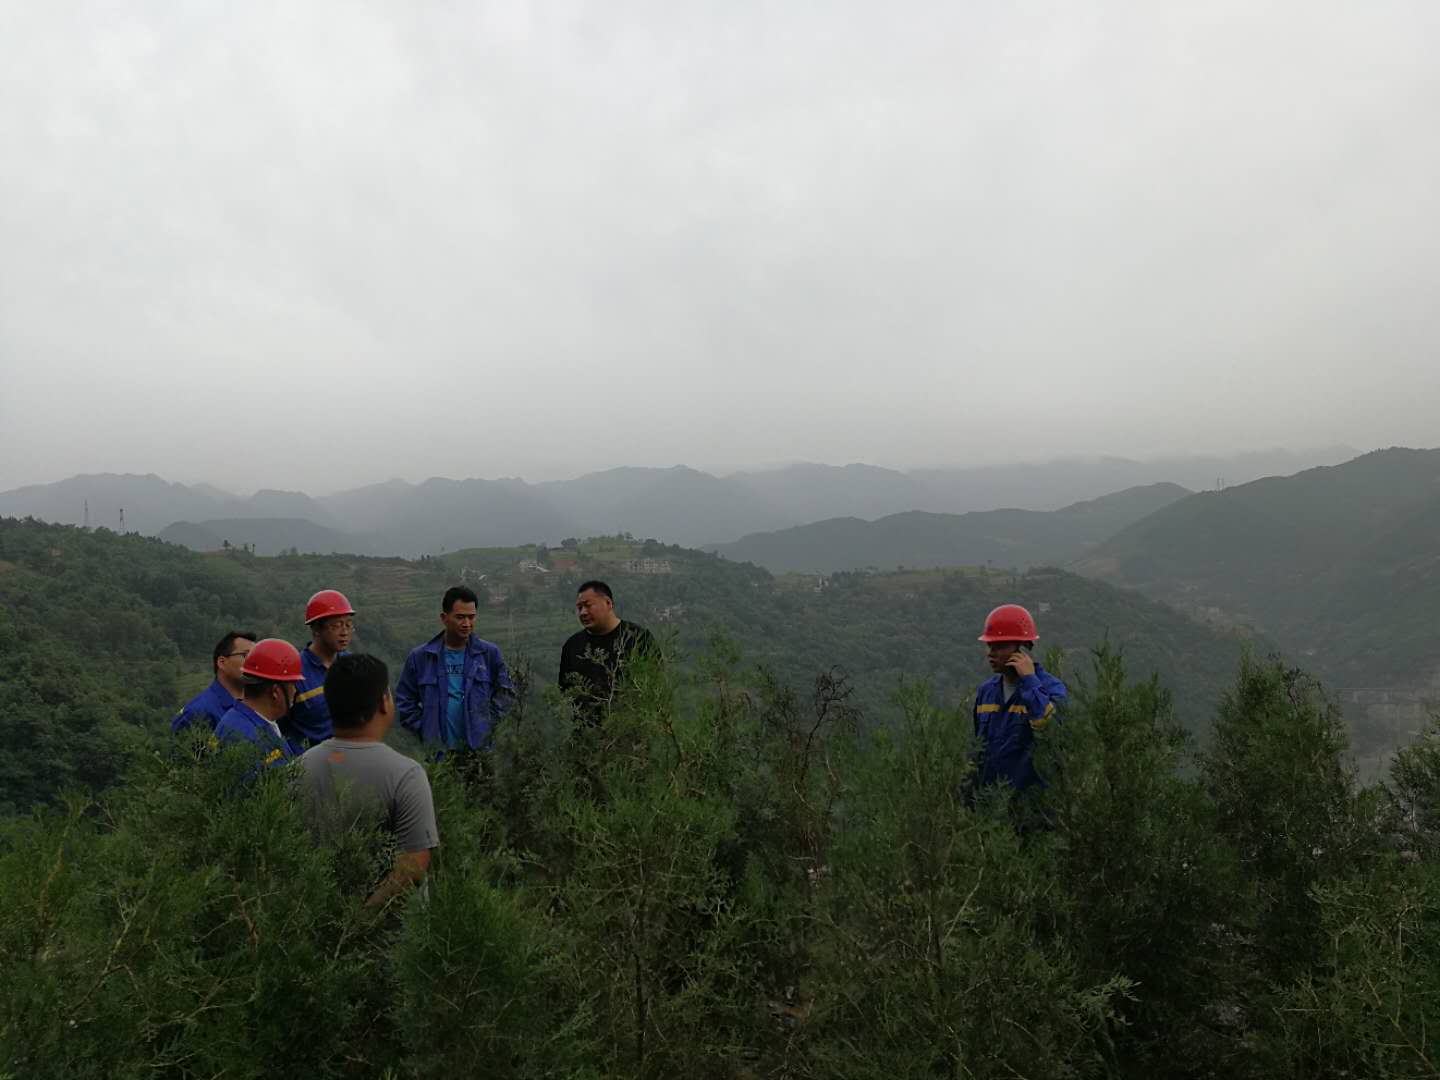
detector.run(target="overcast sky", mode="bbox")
[1,1,1436,494]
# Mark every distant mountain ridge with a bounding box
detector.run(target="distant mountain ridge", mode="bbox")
[0,473,338,538]
[710,483,1193,573]
[0,446,1359,555]
[1072,447,1440,698]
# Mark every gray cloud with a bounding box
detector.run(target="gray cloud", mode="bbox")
[2,1,1437,493]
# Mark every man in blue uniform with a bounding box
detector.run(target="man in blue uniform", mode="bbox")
[214,638,306,766]
[395,585,514,754]
[972,604,1067,794]
[172,629,256,733]
[283,589,356,748]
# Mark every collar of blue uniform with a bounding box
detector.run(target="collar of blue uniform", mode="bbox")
[421,631,484,656]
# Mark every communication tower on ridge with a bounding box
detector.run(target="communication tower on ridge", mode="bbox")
[83,500,89,529]
[119,508,125,533]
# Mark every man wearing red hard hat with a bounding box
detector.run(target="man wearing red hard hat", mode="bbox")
[972,604,1068,795]
[282,589,356,748]
[213,638,306,764]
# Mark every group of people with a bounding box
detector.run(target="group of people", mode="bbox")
[170,578,656,904]
[170,581,1060,904]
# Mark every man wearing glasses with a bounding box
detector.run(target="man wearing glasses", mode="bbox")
[283,589,358,748]
[172,629,257,733]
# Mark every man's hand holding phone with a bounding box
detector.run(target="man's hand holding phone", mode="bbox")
[1005,650,1036,679]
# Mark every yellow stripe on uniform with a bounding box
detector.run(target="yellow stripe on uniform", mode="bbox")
[296,686,326,703]
[1029,702,1057,730]
[976,704,1001,714]
[1008,704,1029,714]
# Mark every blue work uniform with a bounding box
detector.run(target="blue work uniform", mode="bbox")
[394,633,514,750]
[972,664,1067,792]
[282,645,344,747]
[214,702,302,766]
[171,678,238,733]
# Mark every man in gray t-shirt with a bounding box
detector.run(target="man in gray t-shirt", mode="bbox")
[300,654,439,907]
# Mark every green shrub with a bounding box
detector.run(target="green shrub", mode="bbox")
[802,683,1128,1079]
[1045,647,1252,1075]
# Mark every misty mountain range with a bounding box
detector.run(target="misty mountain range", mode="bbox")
[710,483,1192,573]
[0,447,1356,556]
[1073,446,1440,691]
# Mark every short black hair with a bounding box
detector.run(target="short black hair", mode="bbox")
[324,654,391,731]
[577,580,613,600]
[442,585,479,612]
[213,630,258,673]
[241,676,285,699]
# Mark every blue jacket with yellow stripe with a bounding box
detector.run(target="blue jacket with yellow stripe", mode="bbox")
[214,702,303,766]
[972,665,1067,792]
[281,645,345,747]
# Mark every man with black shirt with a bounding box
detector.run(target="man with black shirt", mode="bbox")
[559,580,655,720]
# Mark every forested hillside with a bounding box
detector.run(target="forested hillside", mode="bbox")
[711,482,1189,572]
[442,538,1255,735]
[158,516,359,556]
[1074,447,1440,694]
[0,516,1255,813]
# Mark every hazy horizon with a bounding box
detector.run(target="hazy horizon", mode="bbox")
[0,443,1370,499]
[4,3,1438,493]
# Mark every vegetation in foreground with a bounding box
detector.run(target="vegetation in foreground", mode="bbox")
[4,642,1440,1079]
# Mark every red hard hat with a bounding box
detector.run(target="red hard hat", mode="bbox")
[304,589,355,624]
[242,638,305,682]
[978,604,1039,643]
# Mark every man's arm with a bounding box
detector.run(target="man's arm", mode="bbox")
[365,848,432,908]
[489,646,516,718]
[171,688,208,733]
[557,636,576,690]
[364,763,440,909]
[1012,671,1067,731]
[629,625,657,659]
[393,651,423,733]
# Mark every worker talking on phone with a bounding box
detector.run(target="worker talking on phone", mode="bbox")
[971,604,1068,795]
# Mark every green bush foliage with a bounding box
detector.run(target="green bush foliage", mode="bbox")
[4,577,1440,1074]
[1201,656,1374,983]
[1045,647,1249,1076]
[802,682,1128,1079]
